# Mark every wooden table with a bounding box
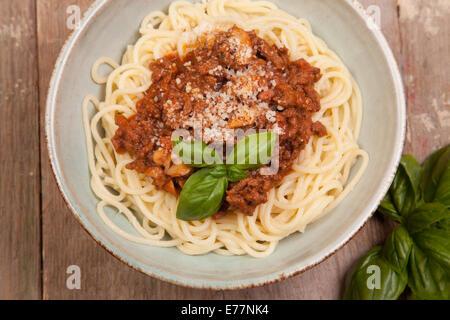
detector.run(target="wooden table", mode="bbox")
[1,0,448,300]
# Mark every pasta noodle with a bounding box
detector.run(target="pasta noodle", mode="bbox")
[82,0,369,258]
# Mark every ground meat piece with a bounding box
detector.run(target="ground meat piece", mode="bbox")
[226,175,283,214]
[312,121,327,137]
[251,35,288,69]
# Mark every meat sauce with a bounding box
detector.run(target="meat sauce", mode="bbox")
[112,26,326,216]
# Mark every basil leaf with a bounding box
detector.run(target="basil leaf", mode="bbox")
[378,155,422,223]
[226,132,276,170]
[435,160,450,208]
[176,168,227,221]
[389,155,422,218]
[382,226,413,273]
[400,155,422,201]
[209,165,227,178]
[379,192,403,223]
[413,227,450,270]
[407,242,450,300]
[226,165,248,182]
[343,246,408,300]
[173,137,222,168]
[390,168,415,217]
[421,145,450,203]
[406,202,450,234]
[437,217,450,231]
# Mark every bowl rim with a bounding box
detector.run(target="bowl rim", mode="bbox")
[45,0,406,290]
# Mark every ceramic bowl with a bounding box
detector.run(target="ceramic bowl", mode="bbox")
[46,0,405,289]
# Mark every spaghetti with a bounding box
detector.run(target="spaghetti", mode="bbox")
[82,0,369,258]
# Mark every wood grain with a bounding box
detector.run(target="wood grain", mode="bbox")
[2,0,447,299]
[0,0,41,299]
[397,0,450,161]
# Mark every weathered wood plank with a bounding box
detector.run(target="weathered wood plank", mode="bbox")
[397,0,450,161]
[0,0,41,299]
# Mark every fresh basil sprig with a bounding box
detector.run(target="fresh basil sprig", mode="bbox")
[344,145,450,300]
[175,132,276,221]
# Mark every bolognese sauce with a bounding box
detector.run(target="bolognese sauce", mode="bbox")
[111,26,326,216]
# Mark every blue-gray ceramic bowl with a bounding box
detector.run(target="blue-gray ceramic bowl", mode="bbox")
[46,0,405,289]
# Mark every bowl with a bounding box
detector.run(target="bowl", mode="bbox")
[46,0,405,289]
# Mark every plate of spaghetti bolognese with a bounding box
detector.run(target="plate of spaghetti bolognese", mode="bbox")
[46,0,405,289]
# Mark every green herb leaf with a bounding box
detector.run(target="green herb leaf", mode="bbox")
[226,132,276,170]
[407,241,450,300]
[413,227,450,270]
[400,155,423,200]
[176,168,228,221]
[406,202,450,234]
[379,193,404,223]
[390,168,415,217]
[343,246,408,300]
[421,145,450,203]
[437,217,450,231]
[435,160,450,208]
[226,165,248,182]
[389,155,422,218]
[209,164,227,178]
[173,137,222,168]
[348,146,450,301]
[382,226,413,273]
